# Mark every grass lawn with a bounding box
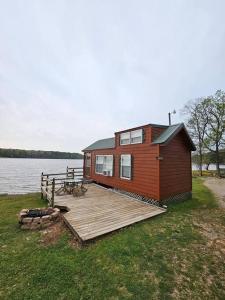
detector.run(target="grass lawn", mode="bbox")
[1,178,225,299]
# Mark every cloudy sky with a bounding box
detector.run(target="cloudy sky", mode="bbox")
[0,0,225,152]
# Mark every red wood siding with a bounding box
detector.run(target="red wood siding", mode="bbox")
[159,130,192,200]
[83,125,193,202]
[151,126,166,142]
[85,126,161,199]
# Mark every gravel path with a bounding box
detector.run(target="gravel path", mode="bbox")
[204,177,225,209]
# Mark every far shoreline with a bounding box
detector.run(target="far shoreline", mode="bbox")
[0,157,83,160]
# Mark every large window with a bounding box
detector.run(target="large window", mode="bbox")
[120,129,143,145]
[120,154,132,179]
[95,155,113,176]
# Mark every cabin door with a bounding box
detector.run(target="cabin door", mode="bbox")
[84,153,91,177]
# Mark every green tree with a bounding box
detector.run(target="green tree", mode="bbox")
[203,90,225,176]
[182,99,208,176]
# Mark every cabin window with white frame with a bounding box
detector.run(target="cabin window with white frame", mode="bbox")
[120,132,130,145]
[120,129,143,145]
[131,129,142,144]
[95,155,113,176]
[85,153,91,167]
[120,154,132,179]
[84,153,91,176]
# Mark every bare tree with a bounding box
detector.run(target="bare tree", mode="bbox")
[203,90,225,176]
[182,99,208,176]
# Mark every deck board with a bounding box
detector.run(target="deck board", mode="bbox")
[54,184,166,242]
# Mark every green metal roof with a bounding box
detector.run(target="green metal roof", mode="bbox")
[152,123,196,150]
[83,123,196,152]
[83,137,115,151]
[152,123,182,144]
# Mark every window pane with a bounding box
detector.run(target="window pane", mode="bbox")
[96,163,103,173]
[96,155,104,173]
[131,129,142,138]
[121,132,130,139]
[122,166,131,178]
[120,154,131,179]
[105,156,113,171]
[131,136,142,144]
[96,156,104,164]
[85,153,91,167]
[131,129,142,144]
[120,132,130,145]
[95,155,113,176]
[121,155,131,166]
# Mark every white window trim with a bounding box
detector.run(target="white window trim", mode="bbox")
[130,129,143,145]
[95,155,114,176]
[120,132,130,145]
[85,153,92,177]
[85,153,91,168]
[120,154,132,180]
[120,129,143,145]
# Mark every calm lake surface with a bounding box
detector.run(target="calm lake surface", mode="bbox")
[0,158,223,194]
[0,158,83,194]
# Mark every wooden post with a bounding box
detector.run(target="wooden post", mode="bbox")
[46,175,49,193]
[41,172,43,198]
[66,166,69,178]
[51,178,55,207]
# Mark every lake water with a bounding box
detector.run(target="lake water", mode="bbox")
[0,158,83,194]
[0,158,223,194]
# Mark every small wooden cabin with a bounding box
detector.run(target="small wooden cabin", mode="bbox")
[82,123,196,204]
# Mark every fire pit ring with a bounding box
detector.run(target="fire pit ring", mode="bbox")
[19,207,60,230]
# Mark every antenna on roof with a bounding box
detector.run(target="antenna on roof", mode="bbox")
[168,109,176,125]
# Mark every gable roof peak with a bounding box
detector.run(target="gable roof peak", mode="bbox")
[152,123,196,151]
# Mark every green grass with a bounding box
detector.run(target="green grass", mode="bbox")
[192,170,218,177]
[1,179,225,299]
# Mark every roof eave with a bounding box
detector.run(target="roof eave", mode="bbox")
[115,123,168,134]
[82,146,115,152]
[152,123,196,151]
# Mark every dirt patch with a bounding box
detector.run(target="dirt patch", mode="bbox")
[193,219,225,257]
[38,218,83,249]
[193,220,219,240]
[39,221,66,246]
[204,177,225,208]
[69,237,83,249]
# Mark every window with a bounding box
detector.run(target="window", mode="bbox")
[85,153,91,168]
[120,154,132,179]
[120,132,130,145]
[95,155,113,176]
[131,129,142,144]
[84,153,91,176]
[120,129,143,145]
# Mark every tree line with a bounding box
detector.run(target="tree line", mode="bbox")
[182,89,225,176]
[0,148,83,159]
[192,149,225,170]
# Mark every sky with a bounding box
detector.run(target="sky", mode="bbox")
[0,0,225,152]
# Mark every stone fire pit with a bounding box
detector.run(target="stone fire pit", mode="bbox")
[19,207,60,230]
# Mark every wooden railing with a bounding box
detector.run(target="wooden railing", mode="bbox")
[41,167,83,207]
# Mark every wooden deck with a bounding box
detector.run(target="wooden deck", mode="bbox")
[54,184,166,243]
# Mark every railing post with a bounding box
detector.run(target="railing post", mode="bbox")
[51,178,55,207]
[46,175,49,193]
[66,166,69,178]
[41,172,44,199]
